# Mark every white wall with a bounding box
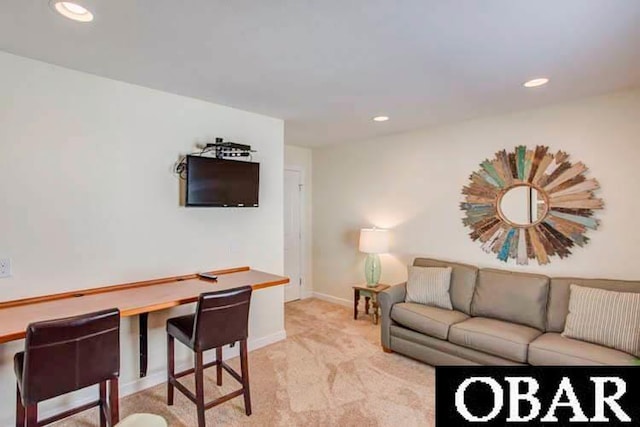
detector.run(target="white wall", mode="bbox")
[284,145,313,298]
[0,51,285,423]
[313,89,640,302]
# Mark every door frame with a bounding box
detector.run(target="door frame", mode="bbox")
[284,166,305,301]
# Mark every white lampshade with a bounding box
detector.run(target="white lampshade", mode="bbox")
[359,228,390,254]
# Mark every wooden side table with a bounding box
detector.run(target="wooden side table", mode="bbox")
[353,284,389,325]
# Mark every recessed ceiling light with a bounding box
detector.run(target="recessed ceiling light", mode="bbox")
[51,1,94,22]
[523,78,549,88]
[373,116,389,122]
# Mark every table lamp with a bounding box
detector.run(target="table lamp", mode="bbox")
[359,228,390,287]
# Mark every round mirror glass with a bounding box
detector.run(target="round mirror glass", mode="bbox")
[499,185,547,226]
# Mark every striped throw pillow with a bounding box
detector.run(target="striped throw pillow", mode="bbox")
[405,266,453,310]
[562,285,640,357]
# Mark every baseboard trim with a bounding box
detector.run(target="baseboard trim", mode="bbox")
[121,329,286,396]
[5,330,286,426]
[311,291,352,308]
[300,289,314,300]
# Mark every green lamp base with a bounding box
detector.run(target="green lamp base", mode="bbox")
[365,253,381,287]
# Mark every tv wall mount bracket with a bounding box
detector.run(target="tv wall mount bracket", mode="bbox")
[174,137,256,179]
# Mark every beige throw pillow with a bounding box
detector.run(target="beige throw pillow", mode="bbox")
[405,266,453,310]
[562,284,640,357]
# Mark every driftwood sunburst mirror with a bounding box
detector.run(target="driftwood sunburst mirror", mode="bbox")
[461,145,603,265]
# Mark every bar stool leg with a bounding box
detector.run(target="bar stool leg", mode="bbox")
[16,385,25,427]
[25,404,37,427]
[240,339,252,416]
[216,347,223,386]
[109,378,119,425]
[194,351,206,427]
[99,381,107,427]
[167,335,175,405]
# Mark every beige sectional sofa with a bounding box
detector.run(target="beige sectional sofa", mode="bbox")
[379,258,639,365]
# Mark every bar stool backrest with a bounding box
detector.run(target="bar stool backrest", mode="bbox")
[192,286,252,351]
[22,308,120,404]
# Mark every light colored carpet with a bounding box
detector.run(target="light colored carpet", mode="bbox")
[59,298,435,426]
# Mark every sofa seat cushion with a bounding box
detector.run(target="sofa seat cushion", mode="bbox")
[449,317,542,363]
[391,303,468,340]
[529,333,637,366]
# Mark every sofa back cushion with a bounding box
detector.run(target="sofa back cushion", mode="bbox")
[413,258,477,315]
[471,269,549,331]
[547,277,640,332]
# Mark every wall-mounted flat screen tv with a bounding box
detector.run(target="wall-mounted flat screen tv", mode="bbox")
[185,156,259,207]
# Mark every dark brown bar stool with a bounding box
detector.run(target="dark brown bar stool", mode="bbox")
[166,286,252,427]
[14,308,121,427]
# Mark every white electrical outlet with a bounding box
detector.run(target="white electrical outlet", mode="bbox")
[0,258,11,278]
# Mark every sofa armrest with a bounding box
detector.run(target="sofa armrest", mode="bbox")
[379,282,407,349]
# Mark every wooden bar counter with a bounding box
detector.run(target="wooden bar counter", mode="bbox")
[0,266,289,377]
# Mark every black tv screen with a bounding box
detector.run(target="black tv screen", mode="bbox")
[185,156,259,207]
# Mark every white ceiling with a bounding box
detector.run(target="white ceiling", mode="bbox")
[1,1,639,147]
